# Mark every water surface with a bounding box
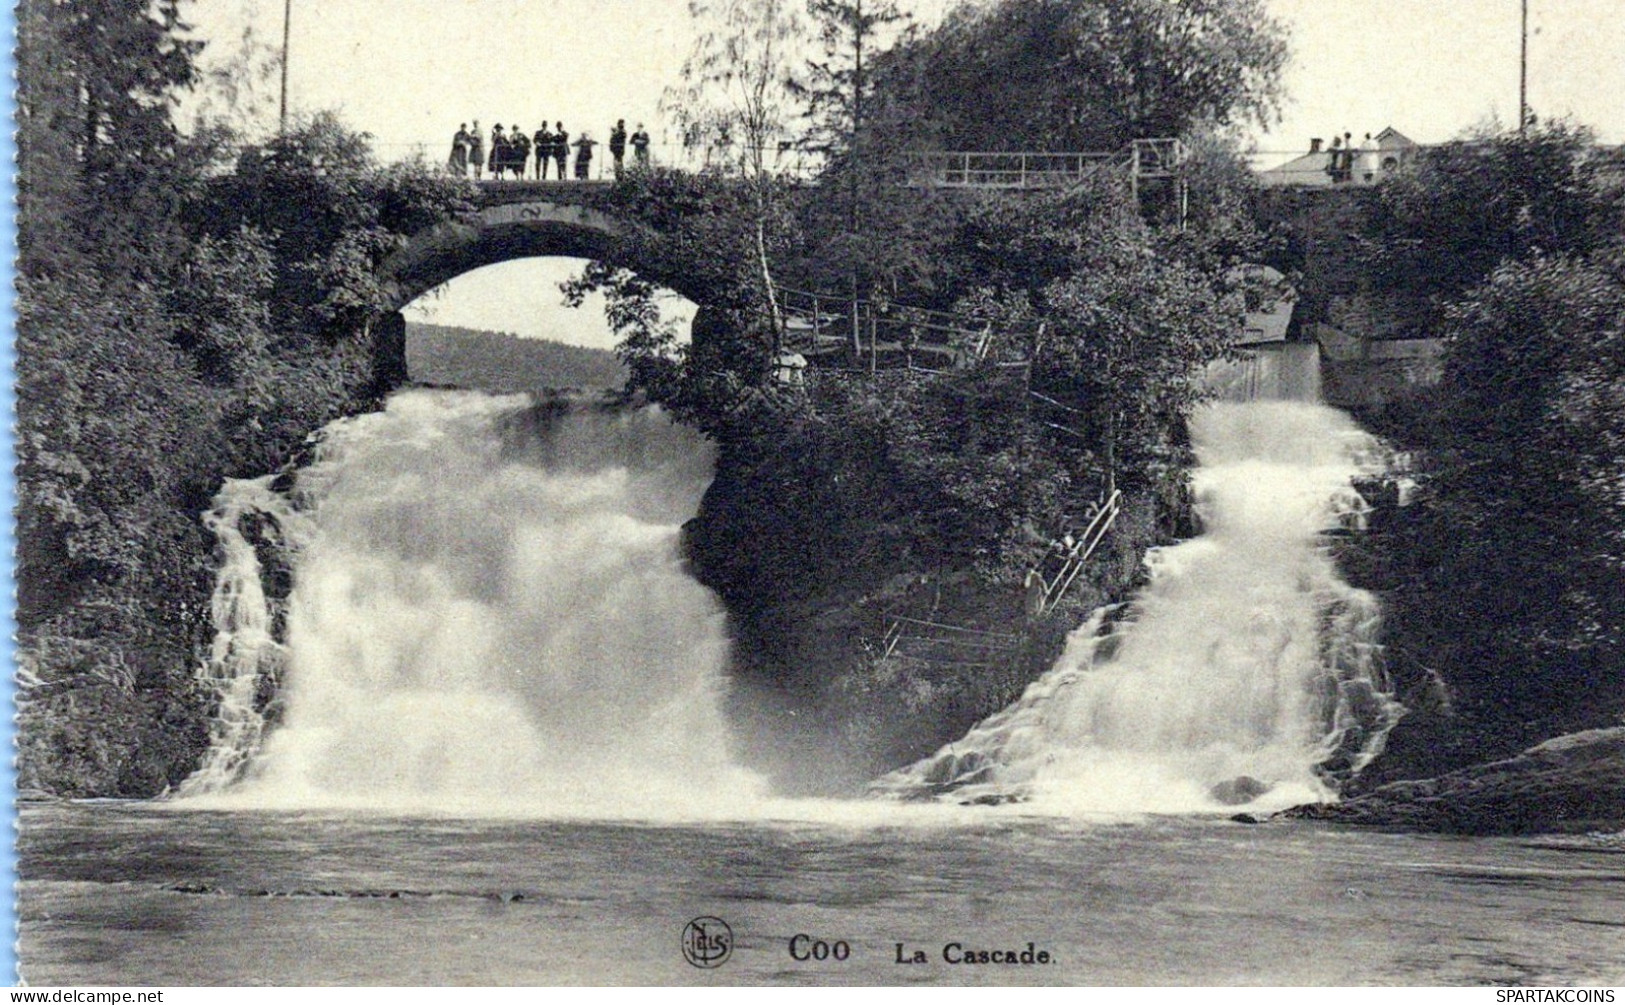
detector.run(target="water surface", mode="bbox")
[18,803,1625,986]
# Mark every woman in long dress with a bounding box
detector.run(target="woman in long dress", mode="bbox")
[1357,133,1379,183]
[488,125,508,181]
[447,124,469,176]
[510,125,530,179]
[469,120,485,181]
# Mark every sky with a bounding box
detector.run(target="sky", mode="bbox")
[179,0,1625,348]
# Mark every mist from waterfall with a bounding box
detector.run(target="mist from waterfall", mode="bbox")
[874,401,1404,814]
[179,389,764,816]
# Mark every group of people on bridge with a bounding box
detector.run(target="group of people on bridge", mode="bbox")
[447,119,651,182]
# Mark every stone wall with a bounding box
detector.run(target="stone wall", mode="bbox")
[1251,186,1444,410]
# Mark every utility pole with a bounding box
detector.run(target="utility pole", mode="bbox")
[848,0,864,368]
[279,0,292,134]
[1519,0,1528,134]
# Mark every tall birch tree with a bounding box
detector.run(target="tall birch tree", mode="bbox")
[664,0,810,352]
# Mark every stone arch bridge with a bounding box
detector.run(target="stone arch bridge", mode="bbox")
[376,181,712,310]
[367,141,1191,389]
[370,181,699,390]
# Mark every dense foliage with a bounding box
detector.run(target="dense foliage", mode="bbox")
[15,0,470,794]
[16,0,202,273]
[1354,125,1625,778]
[1363,122,1623,312]
[880,0,1290,151]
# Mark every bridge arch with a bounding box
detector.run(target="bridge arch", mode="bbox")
[370,197,713,393]
[378,198,709,310]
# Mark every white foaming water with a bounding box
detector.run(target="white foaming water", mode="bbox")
[177,477,308,796]
[873,401,1404,814]
[179,389,765,816]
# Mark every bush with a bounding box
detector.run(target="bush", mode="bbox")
[15,114,472,796]
[1366,250,1625,778]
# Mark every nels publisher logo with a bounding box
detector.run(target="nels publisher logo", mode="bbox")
[682,916,734,969]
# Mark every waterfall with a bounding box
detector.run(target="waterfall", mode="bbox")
[179,389,763,815]
[873,401,1404,813]
[176,477,310,796]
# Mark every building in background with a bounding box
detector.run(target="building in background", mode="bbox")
[1257,127,1418,188]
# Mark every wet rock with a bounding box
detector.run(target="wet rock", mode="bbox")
[1287,727,1625,835]
[1229,812,1270,825]
[1209,775,1271,805]
[959,792,1026,807]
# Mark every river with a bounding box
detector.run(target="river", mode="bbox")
[17,801,1625,985]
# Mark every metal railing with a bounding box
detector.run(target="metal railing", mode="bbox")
[776,285,1035,371]
[871,489,1124,664]
[375,139,823,182]
[232,134,1193,194]
[1028,489,1124,617]
[876,614,1023,668]
[1129,138,1187,177]
[904,139,1187,192]
[906,150,1128,190]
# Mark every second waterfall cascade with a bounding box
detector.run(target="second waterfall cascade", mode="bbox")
[874,401,1404,813]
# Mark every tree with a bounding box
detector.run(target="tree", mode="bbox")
[1028,238,1235,496]
[789,0,959,327]
[666,0,808,174]
[795,0,911,162]
[950,182,1239,496]
[1152,128,1274,271]
[21,0,202,171]
[17,0,209,274]
[884,0,1289,152]
[665,0,811,349]
[561,262,687,405]
[1365,121,1623,308]
[1392,253,1625,737]
[1356,123,1625,772]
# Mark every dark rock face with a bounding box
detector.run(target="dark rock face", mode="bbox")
[371,311,410,398]
[1288,727,1625,835]
[681,414,1163,796]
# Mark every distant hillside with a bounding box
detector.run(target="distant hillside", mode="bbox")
[406,322,627,393]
